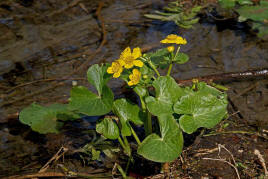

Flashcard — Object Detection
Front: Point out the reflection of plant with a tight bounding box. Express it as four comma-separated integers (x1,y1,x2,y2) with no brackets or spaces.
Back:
219,0,268,38
144,1,202,29
19,34,228,178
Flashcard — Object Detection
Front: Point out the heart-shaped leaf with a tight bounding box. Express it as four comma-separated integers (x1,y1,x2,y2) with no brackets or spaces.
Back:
145,48,170,68
96,117,119,139
113,98,144,136
87,64,110,96
173,53,189,64
19,103,78,134
137,114,183,162
146,76,185,116
174,82,228,134
69,85,113,116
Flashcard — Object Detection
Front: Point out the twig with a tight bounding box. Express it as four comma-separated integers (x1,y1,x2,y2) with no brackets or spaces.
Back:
203,144,240,179
176,68,268,85
203,130,268,140
233,82,258,100
5,172,67,179
39,147,68,173
45,0,83,18
66,1,107,77
0,82,65,107
254,149,268,176
7,77,86,93
58,164,111,178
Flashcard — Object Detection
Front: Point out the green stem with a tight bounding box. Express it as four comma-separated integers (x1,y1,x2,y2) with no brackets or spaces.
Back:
115,163,127,179
139,96,152,136
167,46,180,76
167,63,173,76
125,157,131,174
148,60,160,77
118,136,126,149
130,126,141,145
123,136,131,157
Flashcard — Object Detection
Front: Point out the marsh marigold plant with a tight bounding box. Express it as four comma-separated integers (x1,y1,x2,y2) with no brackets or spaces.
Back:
19,34,228,178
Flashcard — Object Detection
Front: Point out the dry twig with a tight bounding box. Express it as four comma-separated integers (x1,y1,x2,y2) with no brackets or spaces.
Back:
254,149,268,177
203,144,241,179
39,147,68,173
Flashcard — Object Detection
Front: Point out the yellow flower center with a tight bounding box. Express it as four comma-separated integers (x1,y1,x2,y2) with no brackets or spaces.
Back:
112,61,121,72
124,56,135,65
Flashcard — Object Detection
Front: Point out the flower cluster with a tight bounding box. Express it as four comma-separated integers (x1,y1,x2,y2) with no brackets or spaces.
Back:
160,34,187,45
107,34,186,86
107,47,143,86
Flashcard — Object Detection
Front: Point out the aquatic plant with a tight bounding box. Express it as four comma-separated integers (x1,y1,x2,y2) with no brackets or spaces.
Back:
144,1,202,29
219,0,268,38
19,34,228,177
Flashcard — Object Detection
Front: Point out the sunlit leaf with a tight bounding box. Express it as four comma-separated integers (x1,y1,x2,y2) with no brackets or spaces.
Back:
113,98,144,136
87,64,110,96
173,53,189,64
146,76,185,116
19,103,78,134
69,85,113,116
96,117,120,139
174,82,228,134
137,114,183,162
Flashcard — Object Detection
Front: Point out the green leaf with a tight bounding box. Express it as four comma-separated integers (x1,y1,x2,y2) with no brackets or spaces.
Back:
219,0,236,8
113,98,143,136
91,148,101,161
87,64,110,96
237,0,253,5
134,86,147,98
146,76,185,116
137,114,183,162
69,85,113,116
173,53,189,64
174,82,228,134
96,117,120,139
237,1,268,22
19,103,71,134
146,48,170,68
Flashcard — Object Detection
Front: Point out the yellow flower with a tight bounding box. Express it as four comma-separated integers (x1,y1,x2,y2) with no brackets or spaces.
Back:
107,60,124,78
167,46,175,52
192,78,199,83
161,34,187,45
119,47,143,69
128,69,141,86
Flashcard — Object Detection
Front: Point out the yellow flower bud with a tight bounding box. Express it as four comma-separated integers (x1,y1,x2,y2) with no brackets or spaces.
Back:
167,46,175,52
192,78,199,83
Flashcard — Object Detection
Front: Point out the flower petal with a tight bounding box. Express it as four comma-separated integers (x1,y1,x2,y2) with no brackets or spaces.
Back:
117,59,125,66
113,72,121,78
124,63,134,69
132,47,142,59
107,67,113,74
129,74,134,80
128,81,134,86
120,47,131,59
133,60,143,67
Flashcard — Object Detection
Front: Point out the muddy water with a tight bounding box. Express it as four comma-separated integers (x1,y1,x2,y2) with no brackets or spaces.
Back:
0,0,267,177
